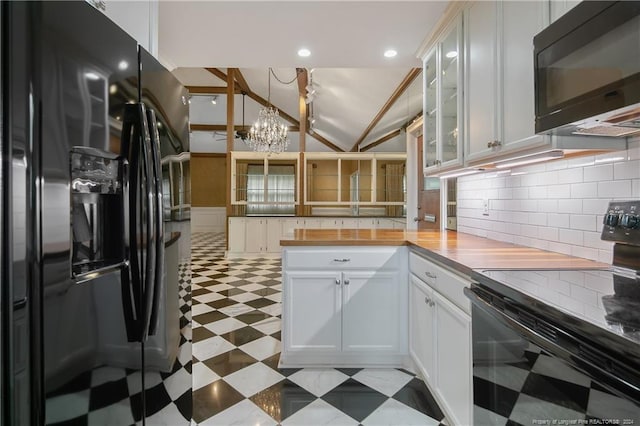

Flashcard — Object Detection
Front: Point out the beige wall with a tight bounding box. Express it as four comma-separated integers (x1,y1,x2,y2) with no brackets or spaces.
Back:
191,154,226,207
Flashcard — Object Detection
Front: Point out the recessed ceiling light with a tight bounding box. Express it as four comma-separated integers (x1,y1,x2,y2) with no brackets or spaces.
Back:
445,51,458,59
384,49,397,58
118,60,129,70
298,48,311,57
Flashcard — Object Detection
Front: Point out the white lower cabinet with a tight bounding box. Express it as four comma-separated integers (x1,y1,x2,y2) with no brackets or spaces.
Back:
410,276,436,383
284,271,342,354
409,251,472,426
227,217,246,253
282,247,407,366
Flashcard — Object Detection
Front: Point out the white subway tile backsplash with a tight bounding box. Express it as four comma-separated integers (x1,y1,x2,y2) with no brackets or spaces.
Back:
583,164,613,182
547,213,570,228
528,212,547,226
614,160,640,180
569,214,596,231
537,199,558,213
597,180,632,198
457,144,638,263
538,227,558,241
558,168,583,184
559,228,583,246
570,182,598,199
547,184,571,199
558,199,582,214
582,199,610,215
529,186,548,199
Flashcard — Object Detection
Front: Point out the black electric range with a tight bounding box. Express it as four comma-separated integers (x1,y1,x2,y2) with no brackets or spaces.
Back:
466,200,640,425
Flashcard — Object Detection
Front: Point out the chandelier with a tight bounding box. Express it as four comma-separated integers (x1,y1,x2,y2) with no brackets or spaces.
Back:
248,68,289,153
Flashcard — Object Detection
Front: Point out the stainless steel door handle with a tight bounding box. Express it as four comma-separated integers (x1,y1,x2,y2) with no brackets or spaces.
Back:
333,258,351,262
425,271,437,279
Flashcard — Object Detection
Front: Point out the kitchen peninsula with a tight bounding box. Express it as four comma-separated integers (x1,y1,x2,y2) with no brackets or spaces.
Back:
280,228,607,425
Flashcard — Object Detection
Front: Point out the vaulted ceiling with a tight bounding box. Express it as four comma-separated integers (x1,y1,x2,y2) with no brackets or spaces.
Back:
158,1,449,153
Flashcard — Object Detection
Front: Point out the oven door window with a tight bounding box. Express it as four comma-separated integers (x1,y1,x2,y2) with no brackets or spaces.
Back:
472,305,640,424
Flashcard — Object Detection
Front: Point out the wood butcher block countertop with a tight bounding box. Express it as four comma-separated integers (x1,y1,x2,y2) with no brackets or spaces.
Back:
281,229,608,273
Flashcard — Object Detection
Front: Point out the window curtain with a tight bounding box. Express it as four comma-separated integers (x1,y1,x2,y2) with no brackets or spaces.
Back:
247,165,295,215
385,163,404,216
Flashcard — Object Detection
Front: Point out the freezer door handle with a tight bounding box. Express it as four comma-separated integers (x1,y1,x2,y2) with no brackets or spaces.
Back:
121,103,156,342
145,108,164,337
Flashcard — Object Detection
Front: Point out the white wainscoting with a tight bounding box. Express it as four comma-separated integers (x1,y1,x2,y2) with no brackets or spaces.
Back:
192,207,226,233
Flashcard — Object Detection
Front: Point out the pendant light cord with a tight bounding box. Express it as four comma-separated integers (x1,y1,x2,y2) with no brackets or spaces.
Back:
269,68,300,85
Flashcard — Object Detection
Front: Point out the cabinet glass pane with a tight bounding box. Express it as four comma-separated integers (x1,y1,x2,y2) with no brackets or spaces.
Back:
340,159,372,203
306,159,338,202
235,159,259,203
376,160,406,217
424,53,438,168
441,27,459,164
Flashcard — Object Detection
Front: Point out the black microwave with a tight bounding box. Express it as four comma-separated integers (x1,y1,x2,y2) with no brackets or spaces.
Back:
534,1,640,137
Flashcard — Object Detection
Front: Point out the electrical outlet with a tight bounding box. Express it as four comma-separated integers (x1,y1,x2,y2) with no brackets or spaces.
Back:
482,198,489,216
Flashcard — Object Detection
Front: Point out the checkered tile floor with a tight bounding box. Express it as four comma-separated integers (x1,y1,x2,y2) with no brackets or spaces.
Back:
190,232,446,425
46,262,192,426
473,344,640,425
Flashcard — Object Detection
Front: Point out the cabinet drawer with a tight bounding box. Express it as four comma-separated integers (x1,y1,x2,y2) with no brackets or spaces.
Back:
285,248,400,270
409,252,471,313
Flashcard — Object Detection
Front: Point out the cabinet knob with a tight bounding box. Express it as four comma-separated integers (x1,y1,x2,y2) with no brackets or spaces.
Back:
335,278,341,285
344,279,350,285
425,271,437,279
333,258,351,263
487,140,502,148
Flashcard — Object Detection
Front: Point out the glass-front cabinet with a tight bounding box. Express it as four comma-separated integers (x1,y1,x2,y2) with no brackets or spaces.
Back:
423,15,464,175
304,153,405,217
231,151,300,215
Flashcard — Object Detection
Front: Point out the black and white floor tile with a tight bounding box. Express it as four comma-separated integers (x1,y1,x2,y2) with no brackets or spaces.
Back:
473,345,640,425
46,262,192,426
190,232,446,426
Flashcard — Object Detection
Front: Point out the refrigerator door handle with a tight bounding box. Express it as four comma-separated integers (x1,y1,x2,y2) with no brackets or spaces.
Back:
145,108,164,337
139,107,157,342
121,103,155,342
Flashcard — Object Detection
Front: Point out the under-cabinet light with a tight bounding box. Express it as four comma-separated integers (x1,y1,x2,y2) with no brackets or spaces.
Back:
494,150,564,169
437,169,483,179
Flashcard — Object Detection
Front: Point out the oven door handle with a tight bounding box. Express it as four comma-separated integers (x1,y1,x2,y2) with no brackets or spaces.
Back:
464,286,640,402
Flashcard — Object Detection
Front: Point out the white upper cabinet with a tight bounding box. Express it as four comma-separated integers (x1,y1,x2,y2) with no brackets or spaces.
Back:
464,1,499,163
89,0,158,56
464,1,549,165
423,16,464,175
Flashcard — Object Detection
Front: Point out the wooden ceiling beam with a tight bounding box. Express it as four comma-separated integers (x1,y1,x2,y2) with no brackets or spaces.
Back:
205,67,228,82
187,86,240,94
360,129,402,152
204,67,343,152
190,124,300,132
350,67,422,152
232,68,251,94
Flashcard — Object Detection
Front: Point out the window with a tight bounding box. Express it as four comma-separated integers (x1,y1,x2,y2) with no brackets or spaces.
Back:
246,164,295,215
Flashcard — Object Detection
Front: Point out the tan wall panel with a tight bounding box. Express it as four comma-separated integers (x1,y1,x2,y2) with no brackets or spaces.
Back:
191,154,227,207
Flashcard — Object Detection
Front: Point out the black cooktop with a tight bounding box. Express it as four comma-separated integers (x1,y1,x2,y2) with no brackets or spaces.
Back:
472,268,640,348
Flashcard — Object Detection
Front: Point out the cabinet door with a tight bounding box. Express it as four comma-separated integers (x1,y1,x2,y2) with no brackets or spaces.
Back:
409,276,436,383
284,272,341,353
501,1,548,150
228,218,246,252
440,17,463,169
376,218,395,229
342,218,359,229
464,1,499,162
434,291,472,426
342,271,402,353
424,50,438,169
245,218,266,252
266,218,283,253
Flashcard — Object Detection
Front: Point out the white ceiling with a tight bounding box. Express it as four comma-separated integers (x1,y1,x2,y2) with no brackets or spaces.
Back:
162,1,444,153
158,1,448,69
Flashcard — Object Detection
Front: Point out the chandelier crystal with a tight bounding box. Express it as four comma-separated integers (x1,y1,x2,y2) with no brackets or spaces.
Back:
247,68,289,153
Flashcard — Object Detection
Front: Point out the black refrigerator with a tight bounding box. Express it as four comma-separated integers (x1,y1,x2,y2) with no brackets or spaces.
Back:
1,2,192,425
